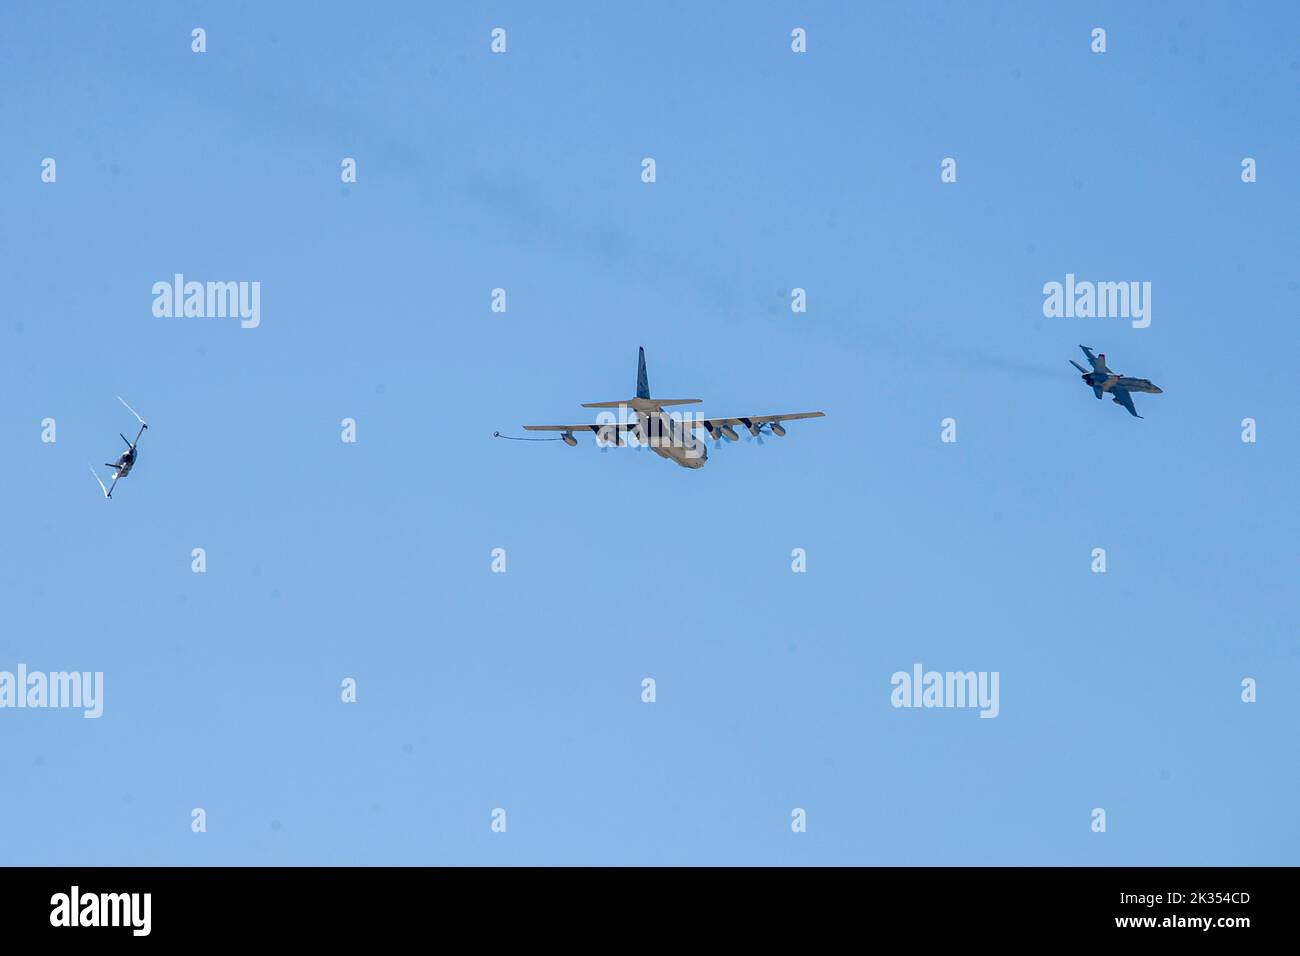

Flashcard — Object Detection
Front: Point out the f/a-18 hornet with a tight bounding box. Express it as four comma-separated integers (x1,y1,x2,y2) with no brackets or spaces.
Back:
513,347,824,469
1069,346,1163,419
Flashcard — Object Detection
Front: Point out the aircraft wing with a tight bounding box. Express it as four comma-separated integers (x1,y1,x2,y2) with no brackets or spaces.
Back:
685,411,825,436
1109,386,1142,418
522,422,639,433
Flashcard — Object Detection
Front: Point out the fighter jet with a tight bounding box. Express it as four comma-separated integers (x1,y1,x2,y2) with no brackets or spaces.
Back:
1069,346,1162,418
89,397,148,498
511,347,824,469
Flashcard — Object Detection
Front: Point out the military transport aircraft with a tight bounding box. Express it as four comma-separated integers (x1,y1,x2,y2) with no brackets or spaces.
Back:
1069,346,1163,418
89,397,148,498
515,347,824,469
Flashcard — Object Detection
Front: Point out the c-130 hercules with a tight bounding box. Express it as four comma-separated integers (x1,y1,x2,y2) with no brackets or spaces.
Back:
513,347,825,469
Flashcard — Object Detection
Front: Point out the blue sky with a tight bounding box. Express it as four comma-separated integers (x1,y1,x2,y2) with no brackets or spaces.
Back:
1,1,1297,865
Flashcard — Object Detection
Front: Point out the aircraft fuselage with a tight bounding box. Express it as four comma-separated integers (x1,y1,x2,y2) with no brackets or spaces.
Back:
628,404,707,470
113,448,136,478
1082,371,1120,391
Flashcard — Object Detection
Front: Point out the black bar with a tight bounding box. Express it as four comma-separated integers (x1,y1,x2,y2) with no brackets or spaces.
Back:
0,866,1283,942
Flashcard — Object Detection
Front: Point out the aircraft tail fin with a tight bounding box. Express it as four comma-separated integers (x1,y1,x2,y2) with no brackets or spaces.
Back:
636,346,650,399
579,348,700,408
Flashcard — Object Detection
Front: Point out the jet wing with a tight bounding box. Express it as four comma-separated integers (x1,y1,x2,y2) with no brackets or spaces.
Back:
1109,386,1142,418
685,411,825,436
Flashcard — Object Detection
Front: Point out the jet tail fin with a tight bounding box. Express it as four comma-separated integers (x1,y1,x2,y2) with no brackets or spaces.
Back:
1079,345,1109,373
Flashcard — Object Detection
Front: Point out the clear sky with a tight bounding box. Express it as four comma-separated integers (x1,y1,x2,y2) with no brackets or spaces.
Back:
2,2,1297,865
